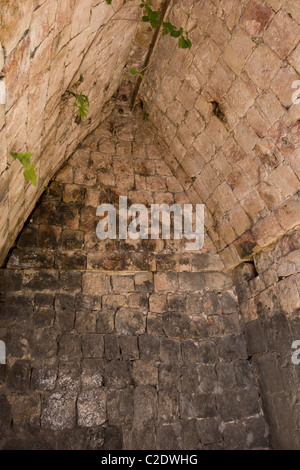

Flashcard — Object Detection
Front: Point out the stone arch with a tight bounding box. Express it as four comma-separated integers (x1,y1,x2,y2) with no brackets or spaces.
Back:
0,0,300,450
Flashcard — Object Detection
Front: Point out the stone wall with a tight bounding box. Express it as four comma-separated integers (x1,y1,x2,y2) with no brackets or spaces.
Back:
0,113,268,450
233,227,300,449
141,0,300,269
0,0,144,266
0,0,300,451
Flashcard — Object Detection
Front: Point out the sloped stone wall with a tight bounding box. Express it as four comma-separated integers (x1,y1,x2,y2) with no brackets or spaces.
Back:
0,112,268,450
233,227,300,449
0,0,144,266
141,0,300,269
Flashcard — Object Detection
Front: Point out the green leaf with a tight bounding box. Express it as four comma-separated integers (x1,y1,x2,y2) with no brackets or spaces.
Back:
142,15,150,22
105,0,112,4
130,67,144,79
179,36,189,49
23,165,37,187
10,152,34,169
130,67,138,75
171,30,181,38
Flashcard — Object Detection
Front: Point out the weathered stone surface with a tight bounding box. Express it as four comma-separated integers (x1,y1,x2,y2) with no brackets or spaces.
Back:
41,392,76,430
77,389,106,427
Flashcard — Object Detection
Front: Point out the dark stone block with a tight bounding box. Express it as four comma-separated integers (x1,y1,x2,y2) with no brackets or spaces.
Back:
0,270,22,293
156,423,182,450
245,320,268,355
59,272,82,292
102,426,123,450
17,226,38,249
266,313,293,358
216,362,237,390
85,426,105,450
223,313,241,335
57,362,81,391
245,416,269,449
7,249,55,269
81,359,105,389
105,362,133,389
75,293,101,311
217,335,248,361
178,272,205,292
55,293,75,332
139,334,160,361
181,419,202,450
160,337,180,363
55,252,87,270
119,336,139,361
179,366,199,394
0,395,12,427
5,328,33,358
23,271,59,291
234,360,256,388
252,352,284,394
133,385,157,427
55,428,87,450
223,422,247,449
202,291,222,316
158,390,179,423
97,309,115,334
34,293,54,307
104,335,120,361
216,391,242,421
7,360,31,392
198,340,219,364
181,340,200,364
159,363,179,390
82,334,104,358
124,426,156,450
38,225,61,249
107,389,134,426
31,361,57,391
163,311,191,340
58,333,81,360
167,293,186,311
238,388,261,417
179,393,216,419
33,307,55,329
219,292,238,314
134,273,154,293
196,417,222,446
12,395,41,432
197,365,218,394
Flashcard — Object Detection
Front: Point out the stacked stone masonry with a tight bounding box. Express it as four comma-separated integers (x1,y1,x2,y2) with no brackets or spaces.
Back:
142,0,300,269
0,116,268,449
0,0,300,451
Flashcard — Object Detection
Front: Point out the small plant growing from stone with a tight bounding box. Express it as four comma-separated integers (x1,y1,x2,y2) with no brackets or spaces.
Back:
67,90,90,121
106,0,192,49
130,67,145,79
10,152,37,186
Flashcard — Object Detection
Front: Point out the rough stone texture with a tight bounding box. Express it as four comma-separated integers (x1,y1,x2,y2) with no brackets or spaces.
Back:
0,0,300,451
234,228,300,449
141,0,300,269
0,0,147,266
0,114,267,450
0,266,266,449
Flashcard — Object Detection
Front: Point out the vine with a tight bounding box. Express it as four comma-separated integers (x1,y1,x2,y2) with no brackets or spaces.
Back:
10,152,37,187
106,0,192,49
67,91,90,121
